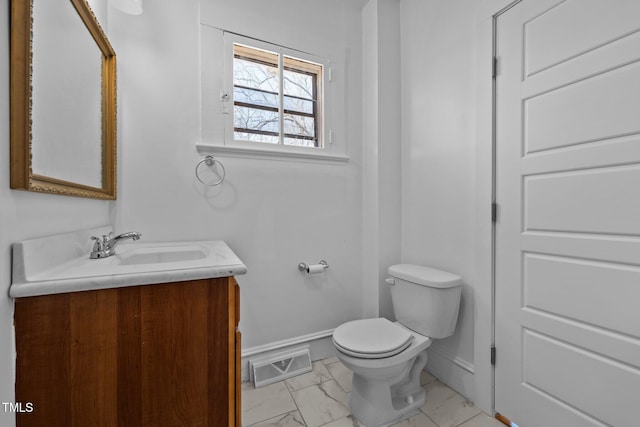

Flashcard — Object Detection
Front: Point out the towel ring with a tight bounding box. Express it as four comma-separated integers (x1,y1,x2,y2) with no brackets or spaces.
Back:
195,155,226,186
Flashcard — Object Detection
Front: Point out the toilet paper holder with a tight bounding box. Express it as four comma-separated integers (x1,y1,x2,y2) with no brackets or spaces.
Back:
298,260,329,273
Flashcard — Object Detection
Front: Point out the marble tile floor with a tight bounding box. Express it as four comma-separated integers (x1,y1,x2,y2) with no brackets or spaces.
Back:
242,356,505,427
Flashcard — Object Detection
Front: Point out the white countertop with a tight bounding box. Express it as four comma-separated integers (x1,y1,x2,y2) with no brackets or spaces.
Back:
10,226,247,298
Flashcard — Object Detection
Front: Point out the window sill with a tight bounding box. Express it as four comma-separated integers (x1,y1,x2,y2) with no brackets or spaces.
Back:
196,143,350,163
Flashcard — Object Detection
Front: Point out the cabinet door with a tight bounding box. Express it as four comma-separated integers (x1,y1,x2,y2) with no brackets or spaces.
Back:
138,279,211,426
15,290,119,427
206,277,237,427
14,277,239,427
234,280,241,427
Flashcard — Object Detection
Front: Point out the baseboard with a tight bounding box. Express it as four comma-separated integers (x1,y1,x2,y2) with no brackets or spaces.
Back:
241,329,336,382
426,343,475,401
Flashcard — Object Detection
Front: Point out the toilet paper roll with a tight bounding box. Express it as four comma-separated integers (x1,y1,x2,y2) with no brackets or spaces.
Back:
307,264,325,274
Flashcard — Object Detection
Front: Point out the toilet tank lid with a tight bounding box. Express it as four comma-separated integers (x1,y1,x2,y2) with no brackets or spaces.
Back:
388,264,462,288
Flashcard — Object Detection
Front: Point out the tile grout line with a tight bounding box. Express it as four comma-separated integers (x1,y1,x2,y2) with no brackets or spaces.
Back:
420,406,444,427
244,358,334,427
286,379,310,427
242,381,305,427
294,358,353,427
301,359,348,427
281,359,341,427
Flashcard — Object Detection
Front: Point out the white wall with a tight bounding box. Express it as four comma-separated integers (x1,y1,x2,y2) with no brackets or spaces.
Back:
398,0,524,412
400,0,480,399
109,0,365,351
0,2,112,426
362,0,402,321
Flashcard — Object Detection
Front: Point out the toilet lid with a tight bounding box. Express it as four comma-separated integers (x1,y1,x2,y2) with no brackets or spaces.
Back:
332,318,413,359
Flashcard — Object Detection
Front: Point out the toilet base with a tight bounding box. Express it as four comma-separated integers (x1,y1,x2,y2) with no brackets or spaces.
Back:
348,350,428,427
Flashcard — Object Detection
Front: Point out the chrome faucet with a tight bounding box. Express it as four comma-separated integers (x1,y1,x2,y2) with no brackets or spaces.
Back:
90,231,142,259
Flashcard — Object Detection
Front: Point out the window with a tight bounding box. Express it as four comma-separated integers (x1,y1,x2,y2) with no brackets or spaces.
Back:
200,29,347,161
230,42,324,148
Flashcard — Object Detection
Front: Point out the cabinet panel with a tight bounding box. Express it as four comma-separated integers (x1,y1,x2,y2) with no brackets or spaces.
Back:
234,279,241,425
14,277,239,427
141,280,210,426
235,329,242,425
117,286,142,426
15,293,71,426
69,290,118,426
207,278,234,427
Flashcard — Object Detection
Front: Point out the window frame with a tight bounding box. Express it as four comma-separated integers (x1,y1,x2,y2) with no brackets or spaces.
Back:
222,33,331,154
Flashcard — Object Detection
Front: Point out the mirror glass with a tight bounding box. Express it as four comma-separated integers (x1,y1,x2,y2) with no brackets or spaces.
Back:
32,0,103,188
10,0,117,199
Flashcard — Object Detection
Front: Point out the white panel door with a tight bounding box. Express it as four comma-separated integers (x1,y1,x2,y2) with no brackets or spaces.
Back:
494,1,640,426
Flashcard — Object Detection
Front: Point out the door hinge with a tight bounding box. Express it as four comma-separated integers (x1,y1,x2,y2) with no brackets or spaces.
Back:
491,345,496,365
492,56,499,79
491,202,498,222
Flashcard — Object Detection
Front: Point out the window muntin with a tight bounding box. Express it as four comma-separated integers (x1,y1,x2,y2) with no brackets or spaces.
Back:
232,43,323,148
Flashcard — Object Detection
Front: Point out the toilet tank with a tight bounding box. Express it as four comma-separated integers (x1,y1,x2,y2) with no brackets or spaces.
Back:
388,264,462,339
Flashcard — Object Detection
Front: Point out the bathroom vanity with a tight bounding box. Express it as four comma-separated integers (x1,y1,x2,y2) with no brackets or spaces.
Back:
10,228,247,427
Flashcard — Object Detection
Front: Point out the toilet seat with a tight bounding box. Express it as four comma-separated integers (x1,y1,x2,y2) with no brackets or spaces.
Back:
332,318,414,359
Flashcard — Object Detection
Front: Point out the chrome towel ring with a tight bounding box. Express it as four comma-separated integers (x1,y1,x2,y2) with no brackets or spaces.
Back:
195,155,226,186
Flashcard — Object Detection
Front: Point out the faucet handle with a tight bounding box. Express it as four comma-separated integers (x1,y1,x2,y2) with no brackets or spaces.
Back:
90,235,104,251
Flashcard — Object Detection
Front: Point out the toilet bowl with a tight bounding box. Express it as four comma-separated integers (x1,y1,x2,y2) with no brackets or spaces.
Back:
332,264,462,427
333,318,431,426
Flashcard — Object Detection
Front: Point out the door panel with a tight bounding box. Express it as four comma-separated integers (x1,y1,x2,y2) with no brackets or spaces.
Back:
525,62,640,153
495,1,640,425
524,165,640,235
523,330,639,427
523,0,640,76
524,253,640,338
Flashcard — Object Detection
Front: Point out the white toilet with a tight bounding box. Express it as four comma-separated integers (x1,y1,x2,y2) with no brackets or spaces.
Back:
332,264,462,427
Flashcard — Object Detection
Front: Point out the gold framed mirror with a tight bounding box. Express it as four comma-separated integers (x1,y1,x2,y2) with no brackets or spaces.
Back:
10,0,117,199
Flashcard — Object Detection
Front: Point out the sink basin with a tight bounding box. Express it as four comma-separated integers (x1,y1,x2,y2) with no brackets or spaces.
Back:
10,226,247,298
115,245,209,265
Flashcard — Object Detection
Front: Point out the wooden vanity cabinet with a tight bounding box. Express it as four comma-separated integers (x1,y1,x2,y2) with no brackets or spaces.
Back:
14,277,241,427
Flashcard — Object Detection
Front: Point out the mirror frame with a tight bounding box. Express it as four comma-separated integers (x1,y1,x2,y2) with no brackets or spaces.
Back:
10,0,117,199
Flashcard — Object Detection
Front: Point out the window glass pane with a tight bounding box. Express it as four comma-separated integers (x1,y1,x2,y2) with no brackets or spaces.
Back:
283,69,314,99
230,44,323,148
284,137,316,147
234,86,278,109
283,113,315,138
233,57,279,93
234,105,279,134
283,95,314,115
235,132,279,144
